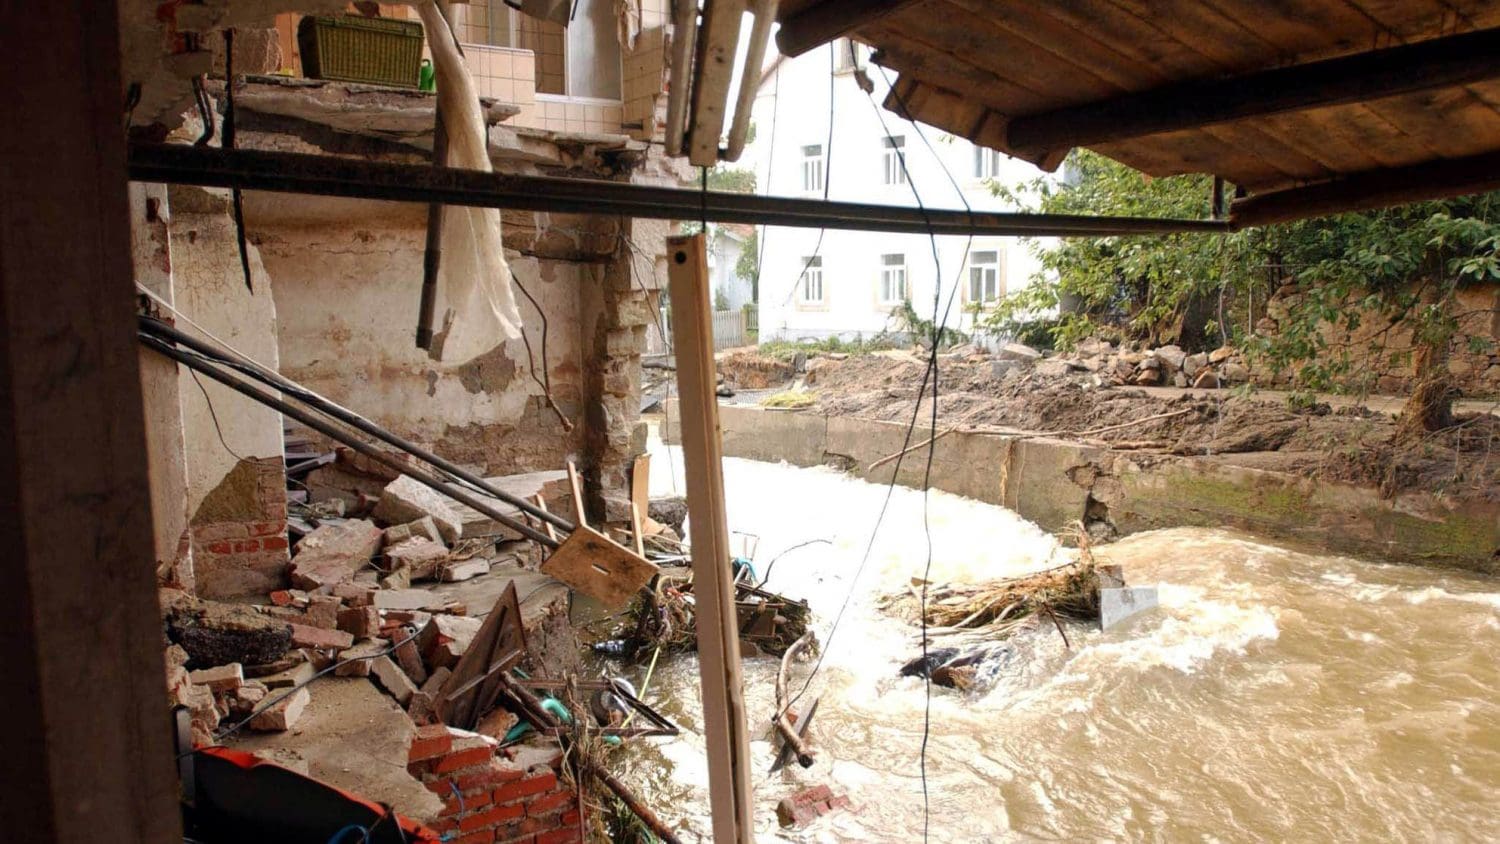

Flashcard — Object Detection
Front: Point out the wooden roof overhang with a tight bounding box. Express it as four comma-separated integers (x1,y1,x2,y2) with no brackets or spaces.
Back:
774,0,1500,227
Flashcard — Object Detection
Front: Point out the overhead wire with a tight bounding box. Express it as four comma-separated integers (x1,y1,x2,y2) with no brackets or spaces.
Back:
778,42,838,307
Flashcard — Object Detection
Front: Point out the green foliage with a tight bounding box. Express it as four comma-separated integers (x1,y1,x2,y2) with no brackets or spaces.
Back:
714,286,730,312
706,165,757,194
736,229,759,293
890,299,968,349
987,150,1500,408
757,333,902,359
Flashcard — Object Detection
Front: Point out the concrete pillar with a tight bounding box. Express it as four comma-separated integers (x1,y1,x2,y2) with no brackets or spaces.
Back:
132,182,196,592
0,3,182,840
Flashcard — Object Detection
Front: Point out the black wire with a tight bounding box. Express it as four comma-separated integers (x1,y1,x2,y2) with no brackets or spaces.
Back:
510,270,571,431
188,368,249,463
224,29,255,295
748,69,780,306
755,538,831,589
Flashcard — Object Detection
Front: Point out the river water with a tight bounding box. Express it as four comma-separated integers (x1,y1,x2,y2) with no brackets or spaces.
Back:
600,441,1500,842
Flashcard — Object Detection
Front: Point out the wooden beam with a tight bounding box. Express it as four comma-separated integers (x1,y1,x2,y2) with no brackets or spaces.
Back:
1008,26,1500,157
665,234,753,842
775,0,921,58
687,0,746,166
1230,150,1500,228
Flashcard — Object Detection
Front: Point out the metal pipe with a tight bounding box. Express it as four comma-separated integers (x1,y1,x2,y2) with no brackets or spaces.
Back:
139,316,576,534
773,631,816,768
128,143,1231,238
417,111,448,350
664,0,699,157
140,332,563,548
725,0,779,162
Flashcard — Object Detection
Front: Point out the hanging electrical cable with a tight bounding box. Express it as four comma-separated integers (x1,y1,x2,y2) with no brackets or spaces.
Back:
778,42,838,307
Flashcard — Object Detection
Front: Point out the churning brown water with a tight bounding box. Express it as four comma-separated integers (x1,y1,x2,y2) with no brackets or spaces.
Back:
602,443,1500,842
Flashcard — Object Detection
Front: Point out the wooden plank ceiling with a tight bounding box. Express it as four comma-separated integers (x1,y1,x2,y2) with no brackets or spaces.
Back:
776,0,1500,206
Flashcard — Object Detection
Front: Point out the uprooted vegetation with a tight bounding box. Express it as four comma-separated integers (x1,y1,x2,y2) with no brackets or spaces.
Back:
789,350,1499,499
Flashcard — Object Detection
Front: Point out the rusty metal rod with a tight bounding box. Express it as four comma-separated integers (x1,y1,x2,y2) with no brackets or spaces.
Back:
498,676,684,844
140,332,563,548
139,315,576,534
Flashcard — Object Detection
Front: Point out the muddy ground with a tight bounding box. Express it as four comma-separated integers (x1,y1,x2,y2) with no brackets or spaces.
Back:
763,349,1500,500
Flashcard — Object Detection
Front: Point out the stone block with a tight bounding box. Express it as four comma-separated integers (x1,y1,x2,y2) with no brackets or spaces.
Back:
372,476,462,544
440,558,491,582
1100,586,1159,630
305,594,342,629
383,516,442,547
249,686,310,732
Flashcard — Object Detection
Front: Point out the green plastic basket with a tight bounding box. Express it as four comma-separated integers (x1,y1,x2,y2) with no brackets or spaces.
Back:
298,15,424,88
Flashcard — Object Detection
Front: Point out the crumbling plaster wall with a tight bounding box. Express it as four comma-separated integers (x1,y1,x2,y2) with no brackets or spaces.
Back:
168,185,290,598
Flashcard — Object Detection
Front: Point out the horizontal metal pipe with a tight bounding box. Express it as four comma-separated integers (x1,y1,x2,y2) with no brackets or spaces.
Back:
140,316,576,534
141,333,563,549
127,143,1229,238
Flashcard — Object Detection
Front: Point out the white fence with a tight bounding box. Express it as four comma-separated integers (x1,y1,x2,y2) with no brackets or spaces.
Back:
642,308,747,355
711,309,746,350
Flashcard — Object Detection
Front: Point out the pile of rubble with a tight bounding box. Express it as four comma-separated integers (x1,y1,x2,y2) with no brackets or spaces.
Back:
995,338,1253,389
163,458,572,746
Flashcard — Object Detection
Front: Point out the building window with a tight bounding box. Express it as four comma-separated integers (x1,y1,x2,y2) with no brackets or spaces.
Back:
968,250,1002,304
879,254,907,304
882,136,906,185
833,37,866,73
973,146,1002,179
799,256,824,304
802,145,825,193
513,0,621,99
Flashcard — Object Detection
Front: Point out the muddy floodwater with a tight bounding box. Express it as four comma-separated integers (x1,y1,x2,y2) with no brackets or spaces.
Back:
595,439,1500,842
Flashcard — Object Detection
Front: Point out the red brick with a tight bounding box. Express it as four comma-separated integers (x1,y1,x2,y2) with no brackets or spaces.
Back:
441,789,492,817
232,538,262,553
525,789,573,816
206,541,233,555
559,810,580,826
249,521,285,536
495,836,534,844
262,536,289,550
288,623,353,650
494,772,556,805
435,745,495,775
269,590,296,607
535,826,582,844
408,724,454,763
459,802,524,832
455,761,525,792
455,830,494,844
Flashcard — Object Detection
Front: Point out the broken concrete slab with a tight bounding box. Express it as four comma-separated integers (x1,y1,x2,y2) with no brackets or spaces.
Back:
439,470,568,540
1100,586,1160,630
249,686,311,731
288,519,383,590
370,655,418,706
374,588,456,612
167,598,294,670
372,476,462,544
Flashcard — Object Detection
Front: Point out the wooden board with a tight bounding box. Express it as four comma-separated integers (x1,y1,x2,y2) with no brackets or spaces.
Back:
436,581,527,730
666,233,755,842
630,453,651,520
539,523,659,609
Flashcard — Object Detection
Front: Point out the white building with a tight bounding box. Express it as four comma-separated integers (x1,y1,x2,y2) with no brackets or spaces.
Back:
746,40,1054,344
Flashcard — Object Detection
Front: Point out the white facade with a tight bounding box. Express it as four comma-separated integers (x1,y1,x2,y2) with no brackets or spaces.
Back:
746,41,1054,343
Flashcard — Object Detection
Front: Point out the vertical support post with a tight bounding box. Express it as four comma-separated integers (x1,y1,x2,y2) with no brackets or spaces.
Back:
0,1,181,840
665,234,753,842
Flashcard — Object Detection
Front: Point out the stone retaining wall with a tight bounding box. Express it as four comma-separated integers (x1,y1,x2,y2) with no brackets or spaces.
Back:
662,402,1499,573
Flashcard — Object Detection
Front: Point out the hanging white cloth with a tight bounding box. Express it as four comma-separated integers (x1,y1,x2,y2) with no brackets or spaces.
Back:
416,1,522,363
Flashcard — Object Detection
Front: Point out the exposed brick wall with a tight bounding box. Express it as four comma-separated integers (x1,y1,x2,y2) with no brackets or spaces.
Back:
191,456,291,598
408,725,582,844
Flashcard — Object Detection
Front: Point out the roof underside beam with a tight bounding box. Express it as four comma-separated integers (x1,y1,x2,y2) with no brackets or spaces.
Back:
1006,26,1500,162
775,0,921,58
1229,150,1500,228
126,143,1229,238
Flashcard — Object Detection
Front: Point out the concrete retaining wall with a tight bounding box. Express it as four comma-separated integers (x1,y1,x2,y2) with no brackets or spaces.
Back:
663,401,1500,573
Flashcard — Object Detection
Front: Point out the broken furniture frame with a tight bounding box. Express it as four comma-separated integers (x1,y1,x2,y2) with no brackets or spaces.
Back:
436,582,528,729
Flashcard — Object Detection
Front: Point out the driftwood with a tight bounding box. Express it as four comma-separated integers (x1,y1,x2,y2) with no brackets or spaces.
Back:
771,632,817,769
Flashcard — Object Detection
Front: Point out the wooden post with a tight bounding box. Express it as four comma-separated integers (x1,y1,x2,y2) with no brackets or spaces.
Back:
666,234,753,842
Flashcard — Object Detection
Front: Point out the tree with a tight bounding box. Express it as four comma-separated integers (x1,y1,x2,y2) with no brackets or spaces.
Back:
986,150,1500,433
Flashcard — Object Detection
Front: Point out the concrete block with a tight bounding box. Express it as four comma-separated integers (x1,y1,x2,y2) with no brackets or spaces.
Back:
372,476,462,544
334,638,387,677
385,536,450,581
382,516,442,547
1100,586,1159,630
439,558,491,582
